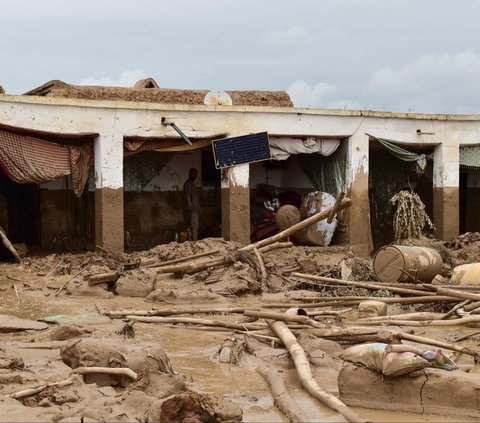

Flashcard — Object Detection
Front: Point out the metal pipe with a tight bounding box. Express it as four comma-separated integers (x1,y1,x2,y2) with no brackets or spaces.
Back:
161,118,192,145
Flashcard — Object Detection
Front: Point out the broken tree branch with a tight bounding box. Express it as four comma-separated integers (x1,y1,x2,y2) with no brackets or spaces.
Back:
9,375,77,400
253,248,267,282
156,239,293,275
72,366,138,380
87,271,119,286
0,225,21,262
55,268,87,297
146,248,221,268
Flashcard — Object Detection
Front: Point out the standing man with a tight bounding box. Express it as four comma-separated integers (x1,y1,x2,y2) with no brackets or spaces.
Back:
183,168,200,241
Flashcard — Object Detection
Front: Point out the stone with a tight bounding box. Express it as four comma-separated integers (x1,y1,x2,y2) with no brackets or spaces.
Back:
115,268,156,297
358,300,388,318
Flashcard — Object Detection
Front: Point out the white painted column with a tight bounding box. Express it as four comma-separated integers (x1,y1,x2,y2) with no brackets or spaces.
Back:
221,163,250,245
433,143,459,240
346,132,373,256
94,132,124,252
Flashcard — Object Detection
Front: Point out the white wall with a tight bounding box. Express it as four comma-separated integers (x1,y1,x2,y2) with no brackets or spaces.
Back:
250,156,313,189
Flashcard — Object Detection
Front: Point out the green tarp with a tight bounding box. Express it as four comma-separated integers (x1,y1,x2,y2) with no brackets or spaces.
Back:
367,133,430,171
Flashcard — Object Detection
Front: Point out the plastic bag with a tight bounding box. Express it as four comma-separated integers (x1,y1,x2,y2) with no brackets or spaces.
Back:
339,343,430,377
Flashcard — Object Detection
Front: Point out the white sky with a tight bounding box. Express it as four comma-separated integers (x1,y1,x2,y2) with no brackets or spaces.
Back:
1,0,479,113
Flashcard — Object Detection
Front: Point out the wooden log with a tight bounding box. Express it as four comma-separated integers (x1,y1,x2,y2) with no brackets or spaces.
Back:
253,248,267,282
290,295,458,304
240,196,352,252
351,315,480,327
261,295,458,309
327,192,345,224
299,327,391,338
464,301,480,312
9,376,76,399
441,300,470,320
291,272,439,297
395,331,480,362
146,248,221,268
256,363,307,423
307,309,349,317
105,307,247,317
357,312,446,322
0,225,21,262
72,366,137,380
267,317,367,423
88,271,119,286
436,287,480,302
244,310,326,328
127,316,267,331
257,241,293,253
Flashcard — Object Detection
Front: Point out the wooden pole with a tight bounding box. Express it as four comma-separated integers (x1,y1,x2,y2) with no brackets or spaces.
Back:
0,225,21,262
436,287,480,302
127,315,266,331
291,272,437,297
396,332,480,362
72,366,137,380
105,307,247,317
240,196,352,252
267,318,368,423
244,310,326,328
256,363,308,423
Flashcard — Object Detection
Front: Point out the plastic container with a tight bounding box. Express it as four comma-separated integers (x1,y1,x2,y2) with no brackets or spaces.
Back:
295,191,338,246
451,263,480,286
373,245,443,283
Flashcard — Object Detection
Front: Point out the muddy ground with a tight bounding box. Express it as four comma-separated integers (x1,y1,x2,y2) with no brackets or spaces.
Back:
1,237,479,422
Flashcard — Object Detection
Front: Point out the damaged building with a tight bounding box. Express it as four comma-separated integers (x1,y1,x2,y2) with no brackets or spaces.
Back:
0,77,479,257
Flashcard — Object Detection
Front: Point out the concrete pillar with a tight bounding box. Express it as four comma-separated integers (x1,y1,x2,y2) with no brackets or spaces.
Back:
221,163,250,245
346,132,373,256
433,143,459,240
94,133,124,252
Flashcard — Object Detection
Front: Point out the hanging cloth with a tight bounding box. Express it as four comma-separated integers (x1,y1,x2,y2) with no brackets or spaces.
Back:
366,133,430,172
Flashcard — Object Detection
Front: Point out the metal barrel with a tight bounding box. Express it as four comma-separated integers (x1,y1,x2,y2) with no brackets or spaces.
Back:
373,245,443,283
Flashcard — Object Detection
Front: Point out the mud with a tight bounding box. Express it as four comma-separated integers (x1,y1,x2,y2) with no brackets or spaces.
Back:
1,240,479,422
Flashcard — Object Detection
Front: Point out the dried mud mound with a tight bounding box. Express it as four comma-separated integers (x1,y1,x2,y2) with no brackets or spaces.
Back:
149,391,243,423
145,238,242,262
446,232,480,266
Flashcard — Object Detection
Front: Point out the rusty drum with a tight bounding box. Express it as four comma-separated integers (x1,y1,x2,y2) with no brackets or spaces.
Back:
373,245,443,283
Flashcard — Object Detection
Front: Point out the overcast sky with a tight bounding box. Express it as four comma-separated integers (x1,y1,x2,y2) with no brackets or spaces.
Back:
1,0,479,114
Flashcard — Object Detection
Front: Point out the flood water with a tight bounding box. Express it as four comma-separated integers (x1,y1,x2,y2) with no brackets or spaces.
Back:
0,267,477,422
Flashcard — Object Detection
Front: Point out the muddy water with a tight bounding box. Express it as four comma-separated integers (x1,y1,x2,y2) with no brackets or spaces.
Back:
0,269,477,422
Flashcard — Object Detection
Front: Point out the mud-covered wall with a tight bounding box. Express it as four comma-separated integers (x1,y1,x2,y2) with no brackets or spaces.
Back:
39,176,95,251
123,150,221,250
